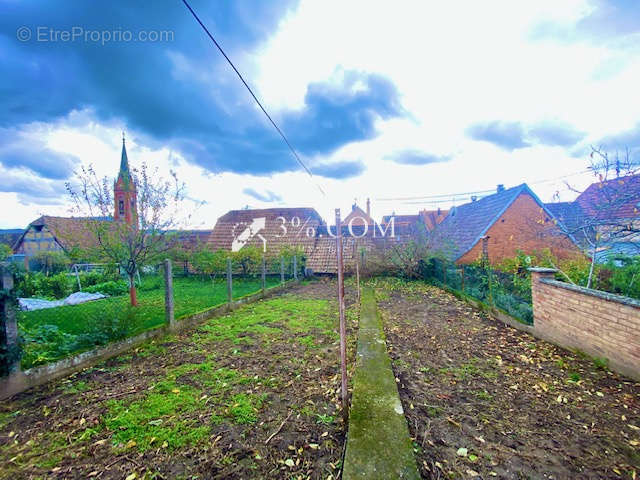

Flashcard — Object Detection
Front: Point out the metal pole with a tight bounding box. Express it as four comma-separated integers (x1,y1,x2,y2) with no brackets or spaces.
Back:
164,259,175,328
226,257,233,305
280,256,285,284
460,265,465,293
74,264,82,291
261,255,266,293
335,209,348,422
356,260,360,302
293,255,298,281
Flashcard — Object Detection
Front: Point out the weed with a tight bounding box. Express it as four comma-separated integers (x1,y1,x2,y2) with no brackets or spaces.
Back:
298,335,316,348
568,372,581,383
592,357,609,371
63,380,91,394
474,390,493,401
228,393,267,424
426,406,442,417
316,413,335,425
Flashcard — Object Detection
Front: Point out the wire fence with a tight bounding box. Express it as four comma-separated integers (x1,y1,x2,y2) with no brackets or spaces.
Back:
421,258,534,325
1,256,301,374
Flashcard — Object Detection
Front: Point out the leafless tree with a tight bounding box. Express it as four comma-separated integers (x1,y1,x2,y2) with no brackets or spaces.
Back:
65,163,189,306
558,146,640,288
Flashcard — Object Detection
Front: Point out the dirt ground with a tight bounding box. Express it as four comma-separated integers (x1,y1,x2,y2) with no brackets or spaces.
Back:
373,278,640,480
0,279,357,480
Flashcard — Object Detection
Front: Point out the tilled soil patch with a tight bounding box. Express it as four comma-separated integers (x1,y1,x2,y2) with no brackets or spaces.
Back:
0,279,358,480
373,278,640,480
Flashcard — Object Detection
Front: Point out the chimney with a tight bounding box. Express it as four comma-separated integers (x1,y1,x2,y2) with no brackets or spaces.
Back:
497,184,505,193
471,195,478,202
366,198,370,217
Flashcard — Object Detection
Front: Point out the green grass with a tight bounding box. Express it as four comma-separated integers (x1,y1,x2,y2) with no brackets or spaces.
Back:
228,393,268,424
105,379,211,452
197,296,336,345
18,276,280,369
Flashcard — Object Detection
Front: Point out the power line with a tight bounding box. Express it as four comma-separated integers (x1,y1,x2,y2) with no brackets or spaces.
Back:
180,0,325,196
376,188,495,202
400,194,491,206
376,168,593,203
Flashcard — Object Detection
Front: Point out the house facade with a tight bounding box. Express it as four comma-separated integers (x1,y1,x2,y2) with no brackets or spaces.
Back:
429,184,581,264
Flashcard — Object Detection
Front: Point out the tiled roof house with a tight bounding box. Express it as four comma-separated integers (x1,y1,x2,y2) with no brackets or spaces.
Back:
12,215,111,256
430,184,580,264
546,173,640,261
208,207,323,257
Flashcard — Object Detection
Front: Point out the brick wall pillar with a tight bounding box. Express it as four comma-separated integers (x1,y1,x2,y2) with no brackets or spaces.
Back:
529,267,557,320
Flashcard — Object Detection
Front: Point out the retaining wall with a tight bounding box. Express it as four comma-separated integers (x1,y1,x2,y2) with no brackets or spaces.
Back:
530,268,640,381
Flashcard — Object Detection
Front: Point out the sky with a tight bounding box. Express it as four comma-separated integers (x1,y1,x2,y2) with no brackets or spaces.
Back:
1,0,639,229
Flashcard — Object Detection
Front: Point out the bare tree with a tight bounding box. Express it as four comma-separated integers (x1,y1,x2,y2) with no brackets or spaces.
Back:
65,163,188,306
558,146,640,288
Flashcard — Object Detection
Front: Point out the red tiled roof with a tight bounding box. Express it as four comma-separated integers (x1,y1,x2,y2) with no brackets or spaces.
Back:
209,208,323,257
576,173,640,221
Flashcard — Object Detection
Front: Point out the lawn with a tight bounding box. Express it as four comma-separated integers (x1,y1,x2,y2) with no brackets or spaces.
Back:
18,275,281,369
370,278,640,479
1,279,358,479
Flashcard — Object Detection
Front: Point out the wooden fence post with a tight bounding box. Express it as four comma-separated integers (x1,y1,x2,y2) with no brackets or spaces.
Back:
280,256,285,284
293,255,298,281
261,255,266,293
226,257,233,305
335,209,348,423
1,263,19,374
164,259,175,328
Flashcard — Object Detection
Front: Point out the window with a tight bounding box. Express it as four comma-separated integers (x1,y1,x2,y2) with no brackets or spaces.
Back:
119,200,124,215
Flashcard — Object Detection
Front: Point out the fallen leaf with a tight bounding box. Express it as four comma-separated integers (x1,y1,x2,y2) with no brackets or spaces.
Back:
456,447,468,457
125,474,137,480
284,458,295,467
466,469,479,477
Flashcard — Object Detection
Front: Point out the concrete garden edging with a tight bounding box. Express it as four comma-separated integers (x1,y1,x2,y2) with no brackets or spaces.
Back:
342,287,420,479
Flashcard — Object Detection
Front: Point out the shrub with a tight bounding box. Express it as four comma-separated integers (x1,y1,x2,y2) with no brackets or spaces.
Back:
0,244,12,261
14,272,71,299
85,280,128,296
30,251,70,275
604,255,640,300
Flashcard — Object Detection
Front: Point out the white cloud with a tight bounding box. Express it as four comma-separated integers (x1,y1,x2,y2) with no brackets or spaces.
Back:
2,0,638,228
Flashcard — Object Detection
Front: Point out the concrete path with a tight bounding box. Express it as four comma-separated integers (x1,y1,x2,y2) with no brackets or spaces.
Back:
342,287,420,479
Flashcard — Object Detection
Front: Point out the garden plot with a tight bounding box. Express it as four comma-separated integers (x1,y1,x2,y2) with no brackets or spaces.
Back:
19,276,280,369
371,278,640,480
1,279,357,479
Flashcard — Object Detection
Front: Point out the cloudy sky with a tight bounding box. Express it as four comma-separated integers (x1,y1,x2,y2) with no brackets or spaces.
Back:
1,0,639,229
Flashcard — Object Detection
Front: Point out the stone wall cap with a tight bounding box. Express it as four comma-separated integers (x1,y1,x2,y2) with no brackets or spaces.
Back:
528,267,558,273
540,278,640,309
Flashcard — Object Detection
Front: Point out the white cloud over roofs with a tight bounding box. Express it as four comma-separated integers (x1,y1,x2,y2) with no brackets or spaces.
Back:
0,0,639,228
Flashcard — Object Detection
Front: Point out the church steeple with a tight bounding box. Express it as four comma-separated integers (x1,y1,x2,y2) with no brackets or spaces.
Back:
114,133,137,225
117,132,132,187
